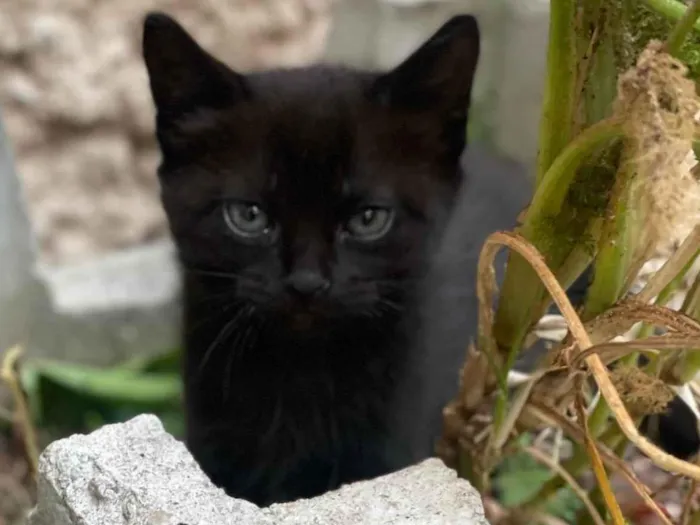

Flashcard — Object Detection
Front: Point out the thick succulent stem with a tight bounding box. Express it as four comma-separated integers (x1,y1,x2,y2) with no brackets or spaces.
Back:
535,0,577,187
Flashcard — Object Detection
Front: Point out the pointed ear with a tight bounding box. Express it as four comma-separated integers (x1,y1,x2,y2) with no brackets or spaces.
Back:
142,12,249,118
369,15,480,116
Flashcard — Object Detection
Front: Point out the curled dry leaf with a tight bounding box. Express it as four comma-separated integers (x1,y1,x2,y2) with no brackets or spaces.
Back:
488,232,700,479
572,334,700,368
578,300,700,347
471,231,700,522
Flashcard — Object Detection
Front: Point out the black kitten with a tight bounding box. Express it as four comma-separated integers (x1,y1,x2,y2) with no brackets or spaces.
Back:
142,13,486,505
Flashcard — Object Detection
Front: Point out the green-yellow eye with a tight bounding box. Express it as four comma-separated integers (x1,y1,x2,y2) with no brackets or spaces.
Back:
223,202,270,238
345,207,394,241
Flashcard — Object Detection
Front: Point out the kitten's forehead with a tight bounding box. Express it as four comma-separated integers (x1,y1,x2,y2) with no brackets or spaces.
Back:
241,67,440,188
167,65,454,212
248,66,372,108
237,68,370,198
250,68,366,156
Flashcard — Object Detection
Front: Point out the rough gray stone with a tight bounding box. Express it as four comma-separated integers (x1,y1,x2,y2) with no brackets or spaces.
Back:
27,415,265,525
27,414,489,525
268,460,490,525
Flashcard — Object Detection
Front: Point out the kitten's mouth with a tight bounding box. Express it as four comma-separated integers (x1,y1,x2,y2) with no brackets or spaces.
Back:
282,300,333,332
288,311,316,331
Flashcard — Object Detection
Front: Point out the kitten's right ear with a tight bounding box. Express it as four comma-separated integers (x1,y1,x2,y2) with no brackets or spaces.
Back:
368,15,480,115
142,12,249,117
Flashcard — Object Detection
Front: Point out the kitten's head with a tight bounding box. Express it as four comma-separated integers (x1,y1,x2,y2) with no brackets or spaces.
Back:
142,13,479,332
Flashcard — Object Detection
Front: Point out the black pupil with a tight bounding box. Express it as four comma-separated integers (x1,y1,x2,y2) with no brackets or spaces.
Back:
243,205,260,223
361,209,376,225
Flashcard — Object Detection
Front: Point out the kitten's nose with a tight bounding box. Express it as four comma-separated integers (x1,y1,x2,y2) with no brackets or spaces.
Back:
285,270,330,297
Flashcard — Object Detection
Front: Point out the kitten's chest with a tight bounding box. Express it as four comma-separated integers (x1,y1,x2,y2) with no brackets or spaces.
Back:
186,328,404,443
228,346,396,421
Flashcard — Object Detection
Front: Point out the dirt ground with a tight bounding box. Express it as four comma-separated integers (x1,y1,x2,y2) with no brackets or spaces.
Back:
0,427,34,525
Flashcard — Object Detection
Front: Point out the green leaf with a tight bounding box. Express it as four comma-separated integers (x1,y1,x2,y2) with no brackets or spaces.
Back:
117,348,181,374
493,442,583,520
25,359,181,404
19,358,184,439
547,484,584,523
497,466,552,506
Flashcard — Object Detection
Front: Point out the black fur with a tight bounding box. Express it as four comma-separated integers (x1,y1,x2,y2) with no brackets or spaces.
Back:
142,12,496,505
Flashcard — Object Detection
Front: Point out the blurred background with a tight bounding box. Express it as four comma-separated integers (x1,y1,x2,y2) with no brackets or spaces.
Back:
0,0,548,521
0,0,549,365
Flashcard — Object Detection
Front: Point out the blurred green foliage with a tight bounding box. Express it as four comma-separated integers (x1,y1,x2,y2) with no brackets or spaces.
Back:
493,436,584,522
19,349,184,439
629,0,700,80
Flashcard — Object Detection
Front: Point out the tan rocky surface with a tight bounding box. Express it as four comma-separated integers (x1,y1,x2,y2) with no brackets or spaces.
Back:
0,0,334,264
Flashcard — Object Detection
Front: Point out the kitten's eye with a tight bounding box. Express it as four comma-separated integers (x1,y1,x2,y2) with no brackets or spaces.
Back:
223,201,271,238
345,207,394,241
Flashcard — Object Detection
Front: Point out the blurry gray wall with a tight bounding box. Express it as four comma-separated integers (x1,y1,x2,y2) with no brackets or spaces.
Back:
0,109,48,355
325,0,550,167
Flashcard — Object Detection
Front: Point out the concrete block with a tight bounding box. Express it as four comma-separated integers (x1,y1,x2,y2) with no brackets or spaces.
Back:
36,240,181,365
28,414,489,525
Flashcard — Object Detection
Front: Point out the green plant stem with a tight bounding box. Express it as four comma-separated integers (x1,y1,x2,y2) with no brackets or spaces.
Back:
535,0,577,187
494,119,623,365
587,394,613,439
644,0,700,32
582,154,636,319
574,1,618,130
663,0,700,54
529,120,623,225
576,152,639,440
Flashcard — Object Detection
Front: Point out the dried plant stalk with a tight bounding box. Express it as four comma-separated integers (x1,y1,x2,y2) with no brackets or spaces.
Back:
523,445,606,525
573,388,625,524
1,345,38,479
524,402,674,525
480,231,700,479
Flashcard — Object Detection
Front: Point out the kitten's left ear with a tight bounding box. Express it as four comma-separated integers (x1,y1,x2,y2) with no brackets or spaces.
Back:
142,12,249,117
369,15,480,116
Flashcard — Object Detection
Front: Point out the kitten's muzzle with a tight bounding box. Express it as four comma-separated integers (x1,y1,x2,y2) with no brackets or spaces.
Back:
284,269,331,299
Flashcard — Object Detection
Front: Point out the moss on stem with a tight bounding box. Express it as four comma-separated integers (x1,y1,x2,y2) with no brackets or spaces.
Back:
493,119,622,365
583,151,637,319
